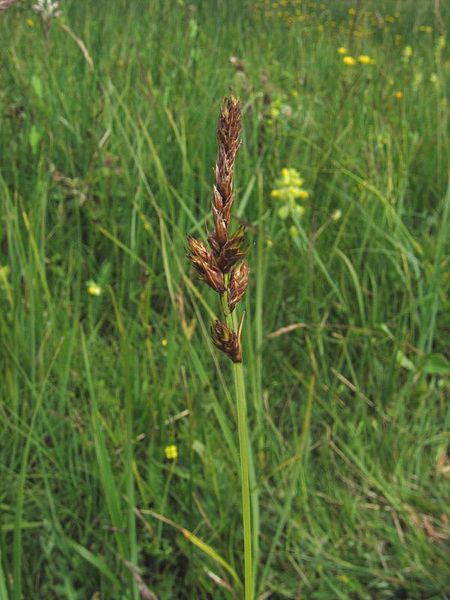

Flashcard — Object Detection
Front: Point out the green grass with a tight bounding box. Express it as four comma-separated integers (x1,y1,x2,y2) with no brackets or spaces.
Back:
1,0,449,598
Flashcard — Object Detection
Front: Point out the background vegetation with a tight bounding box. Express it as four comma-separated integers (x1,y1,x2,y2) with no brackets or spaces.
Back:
1,0,449,598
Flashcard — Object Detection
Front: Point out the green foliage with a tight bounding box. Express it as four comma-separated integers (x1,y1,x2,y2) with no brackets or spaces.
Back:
0,0,449,598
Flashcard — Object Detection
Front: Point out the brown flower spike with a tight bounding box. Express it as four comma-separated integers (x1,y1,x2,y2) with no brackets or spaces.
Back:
186,236,226,293
228,261,249,313
187,96,249,363
210,317,244,364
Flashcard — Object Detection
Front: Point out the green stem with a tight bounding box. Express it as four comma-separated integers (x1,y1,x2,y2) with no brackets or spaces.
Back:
221,277,254,600
233,359,254,600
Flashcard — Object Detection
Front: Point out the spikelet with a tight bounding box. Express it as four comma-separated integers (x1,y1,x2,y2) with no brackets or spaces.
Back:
187,96,249,362
210,316,245,364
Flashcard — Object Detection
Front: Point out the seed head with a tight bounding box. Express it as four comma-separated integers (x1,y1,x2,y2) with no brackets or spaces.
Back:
186,236,226,293
216,97,241,195
213,97,241,231
210,315,244,363
210,184,232,247
186,96,248,363
210,224,248,273
228,261,249,313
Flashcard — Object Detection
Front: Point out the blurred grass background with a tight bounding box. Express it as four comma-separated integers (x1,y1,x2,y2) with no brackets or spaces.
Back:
0,0,449,598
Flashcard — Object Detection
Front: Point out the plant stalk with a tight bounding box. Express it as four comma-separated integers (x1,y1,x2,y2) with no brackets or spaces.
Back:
233,359,254,600
221,277,254,600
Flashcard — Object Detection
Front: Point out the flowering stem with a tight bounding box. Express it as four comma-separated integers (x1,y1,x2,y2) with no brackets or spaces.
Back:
221,277,254,600
188,96,253,598
233,357,254,600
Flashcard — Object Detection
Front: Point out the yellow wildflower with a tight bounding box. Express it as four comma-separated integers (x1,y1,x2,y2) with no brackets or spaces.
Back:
26,18,34,27
269,106,280,119
272,168,309,224
393,90,403,101
419,25,432,33
331,209,342,221
337,574,350,584
337,46,347,55
343,56,356,66
86,281,102,296
161,338,168,347
164,445,178,460
279,168,304,188
358,54,374,65
403,45,413,58
276,169,307,192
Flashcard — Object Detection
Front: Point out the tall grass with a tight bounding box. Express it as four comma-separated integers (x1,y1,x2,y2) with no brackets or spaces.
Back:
0,1,449,598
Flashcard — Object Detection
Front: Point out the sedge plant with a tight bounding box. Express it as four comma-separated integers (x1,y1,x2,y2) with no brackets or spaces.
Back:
187,96,254,599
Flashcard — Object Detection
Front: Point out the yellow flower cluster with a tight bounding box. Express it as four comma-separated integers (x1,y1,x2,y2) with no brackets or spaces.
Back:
165,445,178,460
341,53,375,66
255,2,410,39
271,168,309,222
86,281,102,296
403,45,413,58
342,55,356,66
358,54,375,65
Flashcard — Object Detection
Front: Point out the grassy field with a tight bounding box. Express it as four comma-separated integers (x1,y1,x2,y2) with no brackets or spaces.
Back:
1,0,449,598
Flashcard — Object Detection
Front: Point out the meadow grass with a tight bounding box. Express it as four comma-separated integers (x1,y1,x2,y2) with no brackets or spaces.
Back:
0,1,449,598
